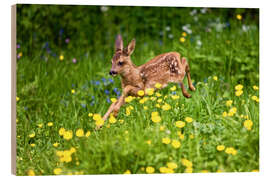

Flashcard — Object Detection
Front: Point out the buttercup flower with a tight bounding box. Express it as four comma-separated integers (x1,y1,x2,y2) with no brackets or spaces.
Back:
180,37,186,43
170,86,176,91
146,166,155,174
59,55,64,61
85,131,91,137
226,100,233,107
171,140,181,148
244,119,253,130
93,114,102,121
181,159,193,168
235,90,243,96
155,83,162,89
59,127,65,136
213,76,218,81
225,147,237,155
145,88,154,95
47,122,53,126
29,132,35,138
185,117,193,123
162,103,171,111
76,129,84,137
236,14,242,20
216,145,225,151
137,90,145,96
124,170,131,174
27,169,35,176
222,112,228,117
125,96,134,103
162,137,171,144
175,121,185,128
167,162,178,169
109,115,117,124
71,89,75,94
53,142,59,147
235,84,243,91
63,130,73,140
110,98,117,103
253,85,259,90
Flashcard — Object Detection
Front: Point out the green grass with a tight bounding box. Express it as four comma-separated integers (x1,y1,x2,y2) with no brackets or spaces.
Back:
16,11,259,175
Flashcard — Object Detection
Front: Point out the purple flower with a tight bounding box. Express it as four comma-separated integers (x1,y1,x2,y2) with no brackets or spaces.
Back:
106,98,111,103
72,58,77,63
17,54,21,59
65,38,70,43
104,90,110,95
16,44,20,49
108,78,114,83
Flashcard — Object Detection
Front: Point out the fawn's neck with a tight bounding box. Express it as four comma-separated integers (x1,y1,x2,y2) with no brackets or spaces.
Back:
120,61,141,85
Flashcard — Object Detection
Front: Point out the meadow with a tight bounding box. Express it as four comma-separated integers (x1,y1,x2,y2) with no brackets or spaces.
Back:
16,5,259,175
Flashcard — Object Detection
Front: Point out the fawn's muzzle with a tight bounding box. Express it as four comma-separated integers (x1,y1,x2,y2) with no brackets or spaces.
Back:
109,70,117,76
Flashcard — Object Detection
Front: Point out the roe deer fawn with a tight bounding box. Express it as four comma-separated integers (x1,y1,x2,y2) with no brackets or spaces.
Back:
102,34,196,121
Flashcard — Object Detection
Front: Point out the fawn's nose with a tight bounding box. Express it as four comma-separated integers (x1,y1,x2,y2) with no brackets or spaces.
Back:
109,70,117,76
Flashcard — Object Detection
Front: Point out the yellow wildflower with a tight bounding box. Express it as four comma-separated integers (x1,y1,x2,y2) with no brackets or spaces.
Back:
110,98,117,103
16,96,20,102
85,131,91,137
253,85,259,90
143,106,148,110
125,96,134,103
155,83,162,89
181,159,193,168
95,118,104,127
228,107,237,116
171,95,179,100
27,169,35,176
222,112,228,117
252,169,259,172
180,37,185,43
75,129,84,137
59,127,65,136
216,145,225,151
162,137,171,144
167,162,178,169
146,166,155,174
146,140,151,145
155,104,160,108
30,143,36,147
47,122,53,126
244,120,253,130
59,55,64,61
109,115,117,124
182,32,187,37
145,88,154,96
137,90,145,96
63,130,73,140
88,113,93,117
93,114,102,121
189,134,194,139
160,126,165,131
155,92,162,97
185,167,193,173
175,121,185,128
162,103,171,111
37,123,43,128
53,142,59,147
235,84,243,91
235,90,243,96
179,134,185,140
171,139,181,148
124,170,131,174
201,170,209,173
170,86,176,91
185,117,193,123
213,76,218,81
157,98,163,103
54,168,62,175
236,14,242,20
29,132,35,138
251,96,259,102
71,89,75,94
226,100,233,107
225,147,237,155
119,119,124,124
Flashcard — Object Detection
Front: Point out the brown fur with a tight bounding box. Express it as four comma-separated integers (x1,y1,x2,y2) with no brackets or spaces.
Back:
102,35,196,124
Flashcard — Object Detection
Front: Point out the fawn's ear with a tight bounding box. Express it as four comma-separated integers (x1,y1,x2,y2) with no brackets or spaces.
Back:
125,39,136,56
115,34,123,52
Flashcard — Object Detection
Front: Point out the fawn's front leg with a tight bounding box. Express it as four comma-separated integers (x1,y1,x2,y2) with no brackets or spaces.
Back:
102,101,118,121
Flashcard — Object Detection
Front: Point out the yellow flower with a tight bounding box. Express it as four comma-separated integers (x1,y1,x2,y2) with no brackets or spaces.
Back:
235,90,243,96
182,32,187,37
225,147,237,155
180,37,186,43
222,112,228,117
181,159,193,168
71,89,75,94
216,145,225,151
253,85,259,91
228,107,237,116
189,134,194,139
171,140,181,148
185,167,193,173
226,100,233,107
125,96,134,103
16,96,20,102
244,120,253,130
155,83,162,89
95,118,104,127
143,106,148,110
201,170,209,173
85,131,91,137
236,14,242,20
93,114,102,121
30,143,36,147
155,92,162,97
146,140,151,145
251,96,259,102
54,168,62,175
157,98,163,103
27,169,35,176
179,134,185,140
185,117,193,123
53,142,59,147
162,137,171,144
137,90,145,96
109,115,117,124
76,129,84,137
235,84,243,91
145,88,154,96
160,126,165,131
59,55,64,61
88,113,93,117
59,127,65,136
162,103,171,111
110,98,117,103
167,162,178,169
151,115,161,123
37,123,43,128
63,130,73,140
155,104,160,108
171,95,180,100
175,121,185,128
213,76,218,81
47,122,53,126
170,86,176,91
146,166,155,174
29,132,35,138
124,170,131,174
252,169,259,172
119,119,124,124
159,167,174,174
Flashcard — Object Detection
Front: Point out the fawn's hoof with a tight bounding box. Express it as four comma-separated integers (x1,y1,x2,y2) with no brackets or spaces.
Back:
184,93,192,98
189,86,196,91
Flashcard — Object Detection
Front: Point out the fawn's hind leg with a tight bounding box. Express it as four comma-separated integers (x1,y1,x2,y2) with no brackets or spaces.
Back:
180,82,191,98
182,57,196,91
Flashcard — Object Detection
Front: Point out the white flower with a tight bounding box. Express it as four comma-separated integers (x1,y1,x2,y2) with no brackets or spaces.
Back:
100,6,109,12
165,26,171,31
193,16,198,21
200,8,207,14
242,25,250,32
196,40,202,46
182,24,192,34
190,9,197,16
168,34,174,39
166,130,171,134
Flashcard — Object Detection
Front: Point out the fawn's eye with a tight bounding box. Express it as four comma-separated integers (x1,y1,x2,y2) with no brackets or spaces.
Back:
118,61,123,66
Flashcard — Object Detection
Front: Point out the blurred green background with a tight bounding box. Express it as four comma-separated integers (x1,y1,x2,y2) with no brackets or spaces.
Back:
16,5,259,85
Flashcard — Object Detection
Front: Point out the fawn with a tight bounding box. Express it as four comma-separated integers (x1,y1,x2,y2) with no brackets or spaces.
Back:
102,35,196,121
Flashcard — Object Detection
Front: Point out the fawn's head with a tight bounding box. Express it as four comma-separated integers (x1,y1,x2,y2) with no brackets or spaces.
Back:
109,35,136,76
